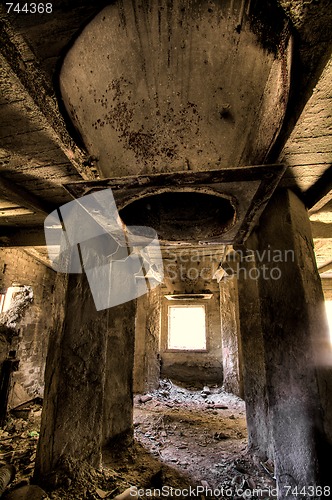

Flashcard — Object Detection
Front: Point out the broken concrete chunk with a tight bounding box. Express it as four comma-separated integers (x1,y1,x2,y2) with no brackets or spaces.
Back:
206,403,228,409
213,432,229,440
231,475,245,488
201,386,211,395
140,395,152,403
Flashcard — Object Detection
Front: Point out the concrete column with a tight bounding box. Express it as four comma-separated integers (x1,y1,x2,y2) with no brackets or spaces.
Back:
237,248,272,459
34,271,108,484
254,189,332,496
133,288,161,394
219,277,243,398
102,300,136,446
35,254,136,483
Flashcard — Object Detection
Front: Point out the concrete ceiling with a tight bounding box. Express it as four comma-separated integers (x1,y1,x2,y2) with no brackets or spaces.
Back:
0,0,331,271
59,0,291,176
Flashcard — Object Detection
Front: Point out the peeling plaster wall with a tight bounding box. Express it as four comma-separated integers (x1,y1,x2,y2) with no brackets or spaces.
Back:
0,249,55,397
159,251,223,385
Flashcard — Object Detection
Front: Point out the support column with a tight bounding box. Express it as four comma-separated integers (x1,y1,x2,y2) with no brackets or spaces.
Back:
237,248,272,459
133,288,161,394
34,271,108,483
35,267,137,484
219,277,243,398
254,189,332,495
102,300,136,445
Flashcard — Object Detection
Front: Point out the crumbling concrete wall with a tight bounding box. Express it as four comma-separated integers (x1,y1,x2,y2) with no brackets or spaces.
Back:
133,288,161,394
159,250,223,385
239,190,332,493
0,248,55,397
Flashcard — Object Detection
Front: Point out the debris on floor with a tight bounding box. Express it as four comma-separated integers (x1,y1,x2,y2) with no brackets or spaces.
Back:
0,402,41,490
132,381,277,498
0,381,277,499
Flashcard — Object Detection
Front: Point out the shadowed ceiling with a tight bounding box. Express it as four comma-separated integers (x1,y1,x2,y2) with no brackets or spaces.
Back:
0,0,331,272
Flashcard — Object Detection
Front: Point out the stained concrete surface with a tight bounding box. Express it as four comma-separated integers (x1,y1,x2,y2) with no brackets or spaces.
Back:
59,0,290,177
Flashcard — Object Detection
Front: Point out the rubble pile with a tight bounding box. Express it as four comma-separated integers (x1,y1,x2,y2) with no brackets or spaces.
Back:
133,381,277,499
0,381,277,499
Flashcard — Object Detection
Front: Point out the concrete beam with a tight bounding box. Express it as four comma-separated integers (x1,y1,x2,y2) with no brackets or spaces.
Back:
318,260,332,274
309,188,332,215
0,176,53,215
22,248,53,270
306,166,332,212
0,227,46,247
0,9,96,181
311,221,332,239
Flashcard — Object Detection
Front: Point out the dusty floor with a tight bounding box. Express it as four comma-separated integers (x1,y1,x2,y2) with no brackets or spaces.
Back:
0,381,276,499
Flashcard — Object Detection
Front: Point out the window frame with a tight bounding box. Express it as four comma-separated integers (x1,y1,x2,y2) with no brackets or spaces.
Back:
165,301,208,352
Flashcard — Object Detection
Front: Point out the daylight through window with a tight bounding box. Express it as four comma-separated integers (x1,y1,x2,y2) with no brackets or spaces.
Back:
325,301,332,343
168,305,206,350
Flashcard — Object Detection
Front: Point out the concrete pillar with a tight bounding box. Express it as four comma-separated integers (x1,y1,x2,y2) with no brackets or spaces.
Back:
34,271,107,483
102,300,136,446
219,277,243,398
253,189,332,496
35,266,136,484
133,288,161,394
237,250,272,459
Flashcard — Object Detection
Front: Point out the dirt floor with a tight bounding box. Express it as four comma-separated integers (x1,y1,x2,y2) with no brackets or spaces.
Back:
0,381,276,499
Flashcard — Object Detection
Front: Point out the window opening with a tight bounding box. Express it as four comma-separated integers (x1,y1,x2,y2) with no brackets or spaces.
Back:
168,304,206,350
0,292,5,314
0,286,27,314
325,300,332,343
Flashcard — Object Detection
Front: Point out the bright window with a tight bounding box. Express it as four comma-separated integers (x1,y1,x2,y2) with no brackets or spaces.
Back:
325,301,332,343
0,292,5,313
168,305,206,350
0,287,22,313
